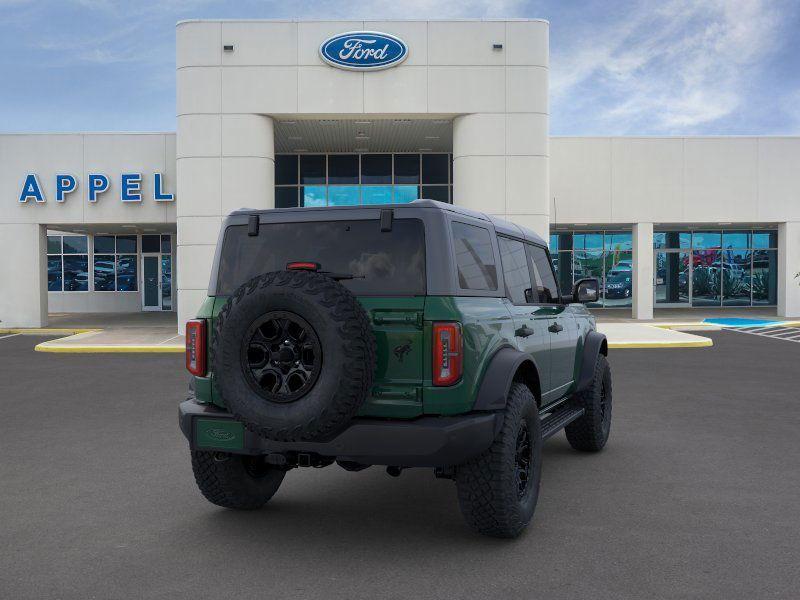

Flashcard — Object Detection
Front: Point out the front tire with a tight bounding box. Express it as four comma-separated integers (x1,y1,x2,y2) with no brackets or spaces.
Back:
191,451,286,510
565,354,612,452
455,383,542,538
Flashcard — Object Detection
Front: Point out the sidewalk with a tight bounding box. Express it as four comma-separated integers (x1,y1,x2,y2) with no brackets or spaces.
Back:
598,322,713,348
1,312,184,354
12,309,795,353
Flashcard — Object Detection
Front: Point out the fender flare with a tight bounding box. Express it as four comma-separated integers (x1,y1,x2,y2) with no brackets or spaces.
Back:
473,347,541,411
575,331,608,393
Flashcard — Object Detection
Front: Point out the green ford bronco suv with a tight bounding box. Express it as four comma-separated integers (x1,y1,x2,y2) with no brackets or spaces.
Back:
179,200,611,538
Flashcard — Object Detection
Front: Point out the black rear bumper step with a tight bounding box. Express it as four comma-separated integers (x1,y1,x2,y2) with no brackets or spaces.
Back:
179,400,499,468
541,404,584,440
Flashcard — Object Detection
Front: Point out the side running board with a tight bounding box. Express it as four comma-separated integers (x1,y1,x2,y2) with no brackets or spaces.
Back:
540,404,585,440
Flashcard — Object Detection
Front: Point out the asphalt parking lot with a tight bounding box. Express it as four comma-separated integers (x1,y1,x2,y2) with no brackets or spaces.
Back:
1,331,799,599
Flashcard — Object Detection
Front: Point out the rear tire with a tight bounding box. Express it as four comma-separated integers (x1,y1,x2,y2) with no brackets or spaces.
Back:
191,451,285,510
455,383,542,538
565,354,612,452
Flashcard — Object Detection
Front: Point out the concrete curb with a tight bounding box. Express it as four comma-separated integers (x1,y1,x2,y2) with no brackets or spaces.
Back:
0,327,183,354
608,338,713,349
0,328,100,335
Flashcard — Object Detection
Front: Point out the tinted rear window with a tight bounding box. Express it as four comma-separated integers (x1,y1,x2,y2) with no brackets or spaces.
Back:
216,219,426,296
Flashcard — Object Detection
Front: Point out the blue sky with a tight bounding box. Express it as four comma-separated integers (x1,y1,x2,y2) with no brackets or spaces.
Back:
1,0,798,135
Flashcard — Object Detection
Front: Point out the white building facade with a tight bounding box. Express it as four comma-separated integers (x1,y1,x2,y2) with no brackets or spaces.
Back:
0,19,798,328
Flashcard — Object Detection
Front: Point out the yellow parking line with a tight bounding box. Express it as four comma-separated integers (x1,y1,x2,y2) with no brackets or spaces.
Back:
34,343,183,354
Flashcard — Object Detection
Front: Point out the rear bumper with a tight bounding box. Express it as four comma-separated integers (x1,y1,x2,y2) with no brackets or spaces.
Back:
179,400,499,468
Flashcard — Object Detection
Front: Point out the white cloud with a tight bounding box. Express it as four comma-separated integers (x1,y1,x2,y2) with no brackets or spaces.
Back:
551,0,790,133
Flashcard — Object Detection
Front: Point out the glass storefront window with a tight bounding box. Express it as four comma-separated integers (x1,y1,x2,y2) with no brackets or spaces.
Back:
604,250,633,306
422,154,448,184
752,250,778,304
604,232,632,251
361,186,393,205
722,249,752,306
328,186,360,206
275,187,298,208
722,231,750,249
161,255,173,310
394,185,418,203
275,154,298,185
141,234,160,253
63,255,89,291
574,233,603,250
361,154,391,184
116,256,137,292
94,235,115,253
692,231,721,249
554,228,778,309
300,155,326,184
691,250,721,306
752,231,778,249
161,235,172,254
328,155,358,184
421,186,449,203
47,235,62,254
93,255,116,291
654,232,690,249
116,235,137,254
63,235,88,254
47,256,62,291
652,229,777,307
275,153,452,207
394,154,419,184
301,185,326,207
655,251,690,305
47,234,88,292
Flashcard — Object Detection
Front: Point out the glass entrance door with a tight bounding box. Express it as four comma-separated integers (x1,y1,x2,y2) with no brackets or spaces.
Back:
142,255,161,311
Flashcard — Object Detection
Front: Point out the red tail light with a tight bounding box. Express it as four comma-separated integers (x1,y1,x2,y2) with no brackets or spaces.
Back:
186,319,207,376
433,322,462,386
286,261,320,271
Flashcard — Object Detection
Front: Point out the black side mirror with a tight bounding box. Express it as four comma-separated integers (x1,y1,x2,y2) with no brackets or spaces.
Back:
573,277,600,304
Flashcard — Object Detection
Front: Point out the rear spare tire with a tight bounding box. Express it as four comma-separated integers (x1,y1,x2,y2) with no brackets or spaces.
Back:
212,270,376,442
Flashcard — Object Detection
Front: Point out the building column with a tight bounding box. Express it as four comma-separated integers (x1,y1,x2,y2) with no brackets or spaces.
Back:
452,113,549,241
632,222,654,320
0,224,47,328
176,114,275,330
778,221,800,318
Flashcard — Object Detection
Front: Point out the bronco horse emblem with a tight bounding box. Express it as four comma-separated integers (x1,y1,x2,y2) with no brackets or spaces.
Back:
393,340,413,363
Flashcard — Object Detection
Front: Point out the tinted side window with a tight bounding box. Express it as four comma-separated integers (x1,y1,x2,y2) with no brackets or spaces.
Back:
451,222,498,291
527,244,560,304
498,237,533,304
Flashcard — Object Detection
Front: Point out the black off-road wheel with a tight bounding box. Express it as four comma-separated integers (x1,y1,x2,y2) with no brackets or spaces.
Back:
455,383,542,538
191,451,285,510
212,270,376,442
565,354,612,452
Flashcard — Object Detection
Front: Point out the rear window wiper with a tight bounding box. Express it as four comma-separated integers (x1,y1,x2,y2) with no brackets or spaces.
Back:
321,272,366,281
285,262,364,281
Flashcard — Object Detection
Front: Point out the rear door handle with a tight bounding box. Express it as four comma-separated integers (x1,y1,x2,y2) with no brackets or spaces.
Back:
548,322,563,333
515,325,535,338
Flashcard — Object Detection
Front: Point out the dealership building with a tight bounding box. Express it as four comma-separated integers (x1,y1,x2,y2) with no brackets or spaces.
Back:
1,18,798,329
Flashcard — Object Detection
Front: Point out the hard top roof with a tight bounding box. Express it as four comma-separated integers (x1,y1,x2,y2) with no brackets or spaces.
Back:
230,199,546,246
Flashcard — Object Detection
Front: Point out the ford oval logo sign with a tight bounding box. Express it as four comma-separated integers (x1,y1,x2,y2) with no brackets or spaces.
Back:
319,31,408,71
